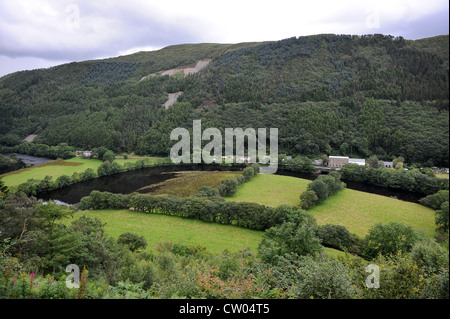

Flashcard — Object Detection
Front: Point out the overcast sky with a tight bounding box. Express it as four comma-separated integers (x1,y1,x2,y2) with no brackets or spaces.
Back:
0,0,448,78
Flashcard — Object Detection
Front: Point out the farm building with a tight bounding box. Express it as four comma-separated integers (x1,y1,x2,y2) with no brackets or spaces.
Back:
328,156,349,168
82,151,92,158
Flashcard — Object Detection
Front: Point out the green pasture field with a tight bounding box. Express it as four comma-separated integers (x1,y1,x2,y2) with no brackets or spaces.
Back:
226,174,310,207
226,174,436,238
69,209,264,253
68,209,357,258
308,188,436,238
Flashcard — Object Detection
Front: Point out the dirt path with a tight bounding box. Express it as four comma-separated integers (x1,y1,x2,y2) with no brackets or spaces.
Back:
24,134,37,142
140,59,211,82
164,91,183,109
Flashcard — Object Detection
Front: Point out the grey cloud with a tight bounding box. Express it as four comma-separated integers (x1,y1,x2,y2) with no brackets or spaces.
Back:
0,2,203,61
374,9,449,39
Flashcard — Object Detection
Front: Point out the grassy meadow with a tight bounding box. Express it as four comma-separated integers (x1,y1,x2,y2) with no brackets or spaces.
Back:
67,209,353,258
226,174,436,238
69,209,264,253
308,188,436,238
226,174,310,207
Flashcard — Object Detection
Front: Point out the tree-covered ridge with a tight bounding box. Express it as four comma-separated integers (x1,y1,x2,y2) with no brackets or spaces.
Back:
0,34,448,166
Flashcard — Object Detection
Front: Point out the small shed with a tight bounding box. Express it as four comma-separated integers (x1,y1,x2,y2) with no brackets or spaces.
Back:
82,151,92,158
383,161,394,168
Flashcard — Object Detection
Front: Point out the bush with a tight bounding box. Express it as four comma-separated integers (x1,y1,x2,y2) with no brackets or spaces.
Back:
307,179,329,203
411,239,449,273
102,150,115,163
234,175,246,185
257,210,322,265
250,163,260,174
195,186,219,198
363,222,421,259
288,254,358,299
299,190,318,209
362,251,445,299
218,178,239,197
242,167,255,181
80,168,97,180
117,232,148,252
316,224,353,250
56,175,72,188
97,161,122,176
419,190,449,210
316,174,344,195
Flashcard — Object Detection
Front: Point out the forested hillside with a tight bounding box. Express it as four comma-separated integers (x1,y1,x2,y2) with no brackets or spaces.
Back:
0,34,448,166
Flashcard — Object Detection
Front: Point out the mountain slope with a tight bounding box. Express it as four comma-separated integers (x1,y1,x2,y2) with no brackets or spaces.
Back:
0,34,448,166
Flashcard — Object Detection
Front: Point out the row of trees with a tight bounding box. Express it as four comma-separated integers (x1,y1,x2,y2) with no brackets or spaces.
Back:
218,164,260,197
299,171,345,209
1,142,76,160
78,190,293,231
1,98,448,168
12,169,97,196
340,164,449,195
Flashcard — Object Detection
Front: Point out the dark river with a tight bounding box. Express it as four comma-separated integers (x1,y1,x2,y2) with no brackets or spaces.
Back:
3,153,54,166
35,163,425,205
1,153,54,174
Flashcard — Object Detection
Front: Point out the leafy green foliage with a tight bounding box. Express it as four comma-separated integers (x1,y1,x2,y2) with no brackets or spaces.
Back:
340,164,449,195
435,201,449,233
316,224,354,251
257,210,323,265
419,190,449,210
299,170,345,209
1,192,448,299
117,232,148,252
299,190,318,210
363,222,421,259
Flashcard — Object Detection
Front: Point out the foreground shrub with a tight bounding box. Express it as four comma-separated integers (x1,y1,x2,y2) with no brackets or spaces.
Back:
117,232,148,252
410,239,449,274
362,251,447,299
316,224,353,250
288,254,358,299
258,211,322,265
363,222,421,259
